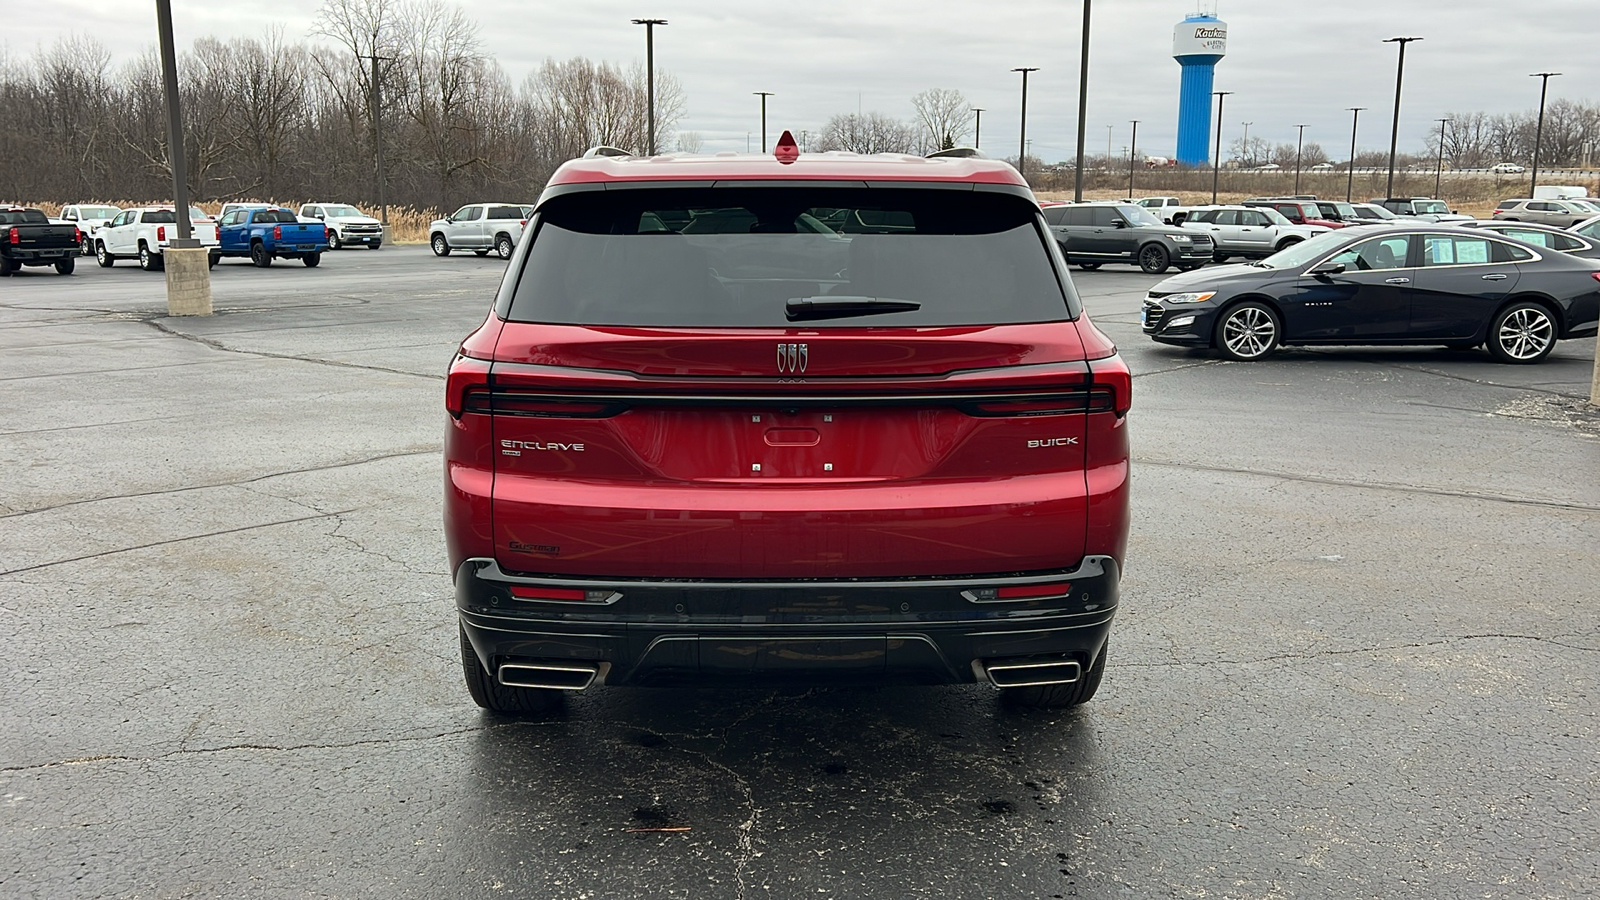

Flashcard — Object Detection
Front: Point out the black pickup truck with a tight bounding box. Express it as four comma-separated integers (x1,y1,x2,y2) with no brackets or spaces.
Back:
1,207,81,275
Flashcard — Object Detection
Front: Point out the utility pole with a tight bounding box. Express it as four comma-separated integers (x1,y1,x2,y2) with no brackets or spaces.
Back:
1434,118,1450,199
1128,119,1139,198
753,91,774,152
1529,72,1560,198
1106,124,1113,164
1241,121,1252,165
1073,0,1092,201
1383,36,1422,200
357,35,393,228
631,18,667,155
1346,107,1366,202
1211,91,1232,204
1293,124,1307,194
971,108,984,149
1013,67,1039,179
154,0,210,315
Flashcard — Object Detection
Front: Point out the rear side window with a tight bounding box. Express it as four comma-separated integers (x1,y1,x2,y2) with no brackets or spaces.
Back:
507,187,1077,327
1041,206,1068,226
488,206,524,220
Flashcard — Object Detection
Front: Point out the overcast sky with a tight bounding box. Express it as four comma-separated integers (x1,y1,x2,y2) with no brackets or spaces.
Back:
8,0,1597,161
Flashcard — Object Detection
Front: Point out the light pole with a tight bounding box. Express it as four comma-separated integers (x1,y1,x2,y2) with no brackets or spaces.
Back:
154,0,210,316
357,35,393,228
1073,0,1092,201
1293,124,1307,194
1434,118,1450,199
1241,121,1252,166
971,108,984,149
1529,72,1560,197
1211,90,1232,203
631,18,667,155
1128,119,1139,198
753,91,774,152
1105,124,1113,164
1013,67,1038,179
1383,36,1422,200
1346,107,1366,202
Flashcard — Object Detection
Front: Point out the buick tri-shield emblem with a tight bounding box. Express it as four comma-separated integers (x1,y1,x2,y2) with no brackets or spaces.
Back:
777,342,808,373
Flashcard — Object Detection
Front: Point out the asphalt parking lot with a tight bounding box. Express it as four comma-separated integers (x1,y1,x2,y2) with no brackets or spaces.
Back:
3,246,1597,899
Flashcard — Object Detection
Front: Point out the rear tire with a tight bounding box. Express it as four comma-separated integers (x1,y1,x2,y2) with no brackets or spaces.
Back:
1212,251,1230,263
0,257,17,276
302,252,321,268
1214,301,1282,361
473,249,489,257
431,233,451,256
250,242,272,267
1138,243,1171,274
1486,301,1557,364
460,626,561,714
1001,644,1107,709
368,242,382,250
138,244,162,271
96,242,114,267
55,258,75,275
1275,237,1303,253
495,233,514,260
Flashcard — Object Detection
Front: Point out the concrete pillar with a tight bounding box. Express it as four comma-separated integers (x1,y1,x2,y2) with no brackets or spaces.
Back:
163,247,212,316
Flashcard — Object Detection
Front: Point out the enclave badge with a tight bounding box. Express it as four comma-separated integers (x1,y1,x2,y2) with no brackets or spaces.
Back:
777,342,808,373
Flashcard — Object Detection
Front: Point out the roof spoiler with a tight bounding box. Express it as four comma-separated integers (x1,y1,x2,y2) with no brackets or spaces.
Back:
926,147,985,159
582,146,633,159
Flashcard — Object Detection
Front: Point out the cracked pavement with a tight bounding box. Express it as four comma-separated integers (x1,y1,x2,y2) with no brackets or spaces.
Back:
2,248,1597,898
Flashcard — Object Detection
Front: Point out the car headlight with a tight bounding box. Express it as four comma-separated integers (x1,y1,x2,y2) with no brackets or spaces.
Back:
1160,291,1216,304
1171,234,1192,242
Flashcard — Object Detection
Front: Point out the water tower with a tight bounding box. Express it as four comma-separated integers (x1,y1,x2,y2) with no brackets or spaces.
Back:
1173,10,1228,166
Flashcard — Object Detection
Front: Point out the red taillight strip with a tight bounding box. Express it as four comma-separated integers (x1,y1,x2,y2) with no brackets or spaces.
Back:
997,582,1072,599
509,585,586,601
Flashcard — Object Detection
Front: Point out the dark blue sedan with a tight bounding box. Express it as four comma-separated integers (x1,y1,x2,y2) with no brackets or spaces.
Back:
1141,225,1600,363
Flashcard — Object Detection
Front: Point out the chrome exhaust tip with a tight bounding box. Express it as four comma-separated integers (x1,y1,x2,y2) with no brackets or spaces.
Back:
983,659,1082,688
498,661,599,691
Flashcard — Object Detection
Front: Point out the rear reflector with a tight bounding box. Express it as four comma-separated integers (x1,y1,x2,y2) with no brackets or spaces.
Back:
509,585,586,601
963,582,1072,603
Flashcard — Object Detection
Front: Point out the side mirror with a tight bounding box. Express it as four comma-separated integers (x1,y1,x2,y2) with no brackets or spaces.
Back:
1111,218,1127,228
314,214,325,220
1309,261,1346,276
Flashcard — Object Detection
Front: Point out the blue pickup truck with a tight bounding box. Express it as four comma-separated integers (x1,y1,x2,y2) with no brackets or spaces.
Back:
216,207,329,267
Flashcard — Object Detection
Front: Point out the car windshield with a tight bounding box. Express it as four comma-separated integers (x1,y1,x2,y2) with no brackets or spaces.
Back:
190,206,210,220
1413,200,1449,214
1259,208,1293,226
1356,205,1396,219
1115,205,1163,226
79,206,119,219
1253,228,1353,269
324,205,364,217
507,187,1076,327
1328,202,1357,218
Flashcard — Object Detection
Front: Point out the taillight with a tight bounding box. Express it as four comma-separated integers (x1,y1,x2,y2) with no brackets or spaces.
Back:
157,226,166,242
964,582,1073,602
273,225,282,240
507,585,621,604
445,354,492,418
1591,272,1600,284
519,219,527,227
74,227,82,244
474,394,626,418
7,227,17,244
966,393,1114,416
1087,353,1133,416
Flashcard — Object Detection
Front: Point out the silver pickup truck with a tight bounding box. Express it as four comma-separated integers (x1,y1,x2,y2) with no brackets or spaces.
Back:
428,203,531,260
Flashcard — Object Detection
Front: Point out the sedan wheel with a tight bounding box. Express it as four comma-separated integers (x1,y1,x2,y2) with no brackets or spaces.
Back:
431,234,451,257
1212,251,1230,264
1138,243,1171,274
1076,263,1101,271
1215,301,1281,361
1486,302,1556,364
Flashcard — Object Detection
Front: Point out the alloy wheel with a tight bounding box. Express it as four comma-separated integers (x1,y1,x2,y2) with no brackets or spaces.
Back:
1494,306,1554,362
1220,305,1279,360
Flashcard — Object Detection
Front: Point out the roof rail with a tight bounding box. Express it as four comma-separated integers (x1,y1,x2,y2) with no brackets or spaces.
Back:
582,146,634,159
925,147,986,159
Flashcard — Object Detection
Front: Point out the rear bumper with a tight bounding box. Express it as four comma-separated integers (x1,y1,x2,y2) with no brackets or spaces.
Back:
456,555,1119,687
5,248,80,262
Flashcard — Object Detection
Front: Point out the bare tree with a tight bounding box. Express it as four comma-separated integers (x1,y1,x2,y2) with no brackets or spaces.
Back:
674,131,703,153
817,112,920,154
910,88,972,151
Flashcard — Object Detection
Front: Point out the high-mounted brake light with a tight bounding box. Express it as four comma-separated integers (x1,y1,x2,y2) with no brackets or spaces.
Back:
774,130,799,165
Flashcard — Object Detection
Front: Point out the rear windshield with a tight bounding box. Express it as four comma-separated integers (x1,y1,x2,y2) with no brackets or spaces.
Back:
144,210,177,224
254,209,299,224
0,209,49,225
506,187,1076,327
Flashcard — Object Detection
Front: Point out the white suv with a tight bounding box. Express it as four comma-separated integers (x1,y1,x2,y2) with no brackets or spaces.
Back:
1179,205,1329,261
429,203,530,260
299,203,383,250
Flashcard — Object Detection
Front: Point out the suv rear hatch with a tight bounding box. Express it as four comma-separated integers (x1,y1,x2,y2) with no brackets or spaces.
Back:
473,185,1124,578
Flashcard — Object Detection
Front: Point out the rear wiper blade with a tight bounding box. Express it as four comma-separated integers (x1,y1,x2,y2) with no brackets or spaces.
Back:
785,295,922,321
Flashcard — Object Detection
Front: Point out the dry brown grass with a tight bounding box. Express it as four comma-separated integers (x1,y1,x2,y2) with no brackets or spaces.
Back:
12,199,443,243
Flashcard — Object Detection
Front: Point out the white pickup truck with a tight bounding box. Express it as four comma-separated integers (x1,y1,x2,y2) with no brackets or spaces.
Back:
298,203,384,250
56,205,123,255
94,206,220,271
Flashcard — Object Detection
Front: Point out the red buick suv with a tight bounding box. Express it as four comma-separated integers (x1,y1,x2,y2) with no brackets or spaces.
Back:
445,139,1132,713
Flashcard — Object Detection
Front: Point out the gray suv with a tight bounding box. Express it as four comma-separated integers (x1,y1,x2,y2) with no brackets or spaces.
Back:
1044,202,1212,274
